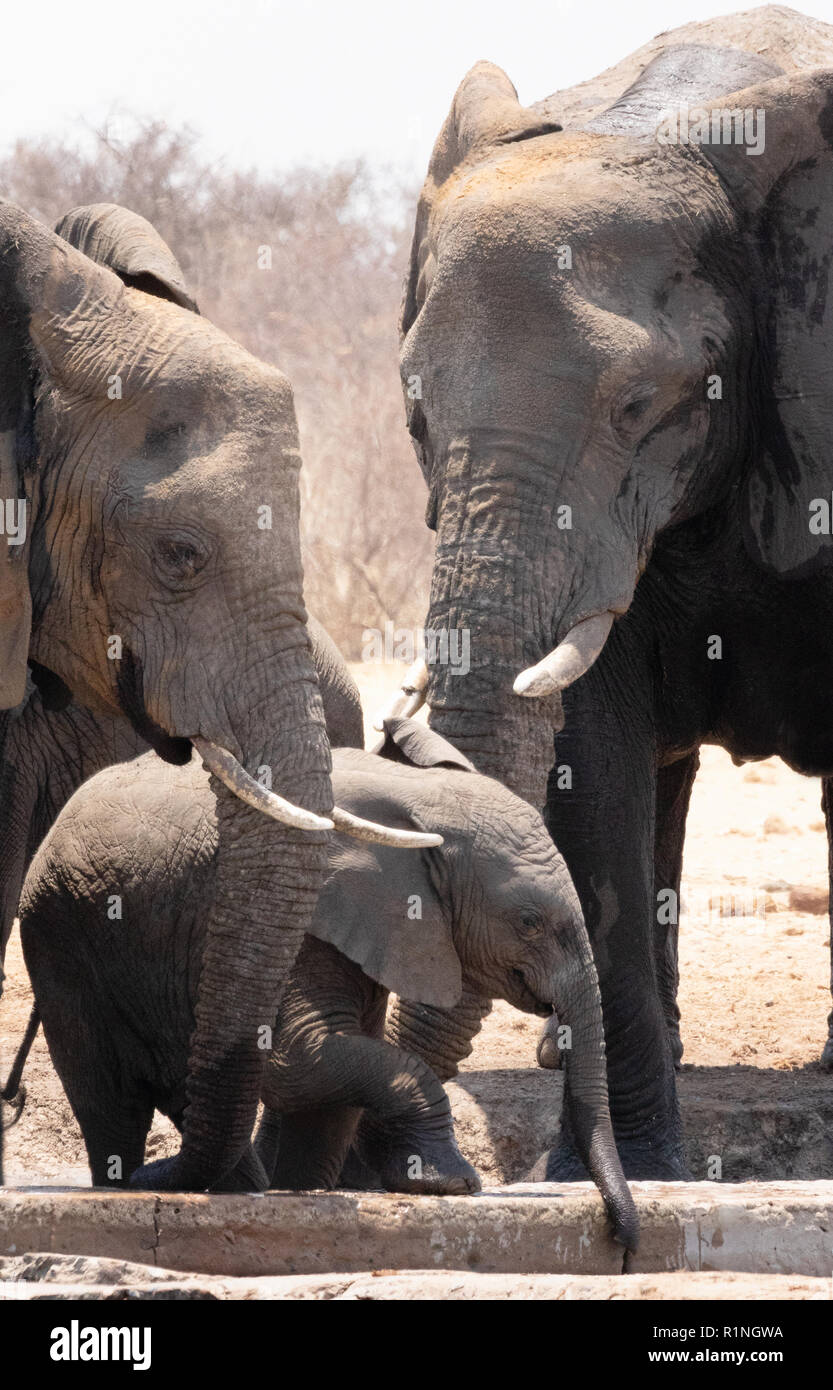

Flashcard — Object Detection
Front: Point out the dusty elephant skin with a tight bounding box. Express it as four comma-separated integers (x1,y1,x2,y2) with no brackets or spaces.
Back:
0,199,413,1193
14,716,638,1248
390,5,833,1181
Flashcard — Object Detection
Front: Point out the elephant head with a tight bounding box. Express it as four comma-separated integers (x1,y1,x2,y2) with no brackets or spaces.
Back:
0,201,435,1189
310,717,638,1250
400,58,833,806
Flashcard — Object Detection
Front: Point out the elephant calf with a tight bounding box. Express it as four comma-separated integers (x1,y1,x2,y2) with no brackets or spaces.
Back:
16,717,637,1248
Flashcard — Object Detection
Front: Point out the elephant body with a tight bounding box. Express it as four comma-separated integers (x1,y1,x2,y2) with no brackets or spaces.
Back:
0,198,421,1191
16,718,638,1247
393,6,833,1180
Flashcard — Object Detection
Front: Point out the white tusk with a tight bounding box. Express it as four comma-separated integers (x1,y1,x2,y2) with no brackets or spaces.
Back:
331,807,443,849
372,658,429,731
193,737,334,832
513,612,615,699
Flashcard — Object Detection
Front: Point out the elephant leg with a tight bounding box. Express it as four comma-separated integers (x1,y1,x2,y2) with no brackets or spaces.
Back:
653,750,700,1069
81,1101,154,1188
271,1105,363,1190
542,670,687,1181
383,986,493,1082
269,1030,479,1195
352,985,491,1182
821,778,833,1071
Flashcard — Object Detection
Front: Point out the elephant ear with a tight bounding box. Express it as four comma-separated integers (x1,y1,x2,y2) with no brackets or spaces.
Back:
378,716,475,772
54,203,199,313
311,839,462,1009
702,69,833,575
312,759,462,1007
0,201,131,707
400,62,561,341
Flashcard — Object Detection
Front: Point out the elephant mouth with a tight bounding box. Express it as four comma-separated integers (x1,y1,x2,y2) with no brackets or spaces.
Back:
115,649,193,766
511,969,553,1018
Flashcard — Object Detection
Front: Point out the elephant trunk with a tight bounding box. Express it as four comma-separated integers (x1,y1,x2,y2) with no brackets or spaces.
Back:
143,641,332,1191
426,492,564,808
554,954,639,1252
425,456,622,807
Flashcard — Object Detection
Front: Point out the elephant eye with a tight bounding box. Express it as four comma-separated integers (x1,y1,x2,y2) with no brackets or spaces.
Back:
153,535,209,584
612,388,657,442
519,910,544,939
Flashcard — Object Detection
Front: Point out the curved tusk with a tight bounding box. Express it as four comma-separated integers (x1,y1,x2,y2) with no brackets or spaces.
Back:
331,807,442,849
372,658,429,731
193,737,334,832
513,612,615,699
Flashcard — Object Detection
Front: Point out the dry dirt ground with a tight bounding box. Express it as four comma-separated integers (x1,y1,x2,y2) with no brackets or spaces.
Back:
3,663,832,1185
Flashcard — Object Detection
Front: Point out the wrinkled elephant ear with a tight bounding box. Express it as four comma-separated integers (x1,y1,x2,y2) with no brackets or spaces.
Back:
0,202,131,706
400,62,561,340
309,838,462,1009
377,716,475,772
702,69,833,575
313,753,462,1006
54,203,199,313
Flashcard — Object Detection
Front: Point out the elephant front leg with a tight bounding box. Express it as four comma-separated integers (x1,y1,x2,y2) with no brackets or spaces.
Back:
653,750,700,1069
352,985,491,1181
821,778,833,1072
269,1030,479,1195
543,677,688,1181
384,986,493,1082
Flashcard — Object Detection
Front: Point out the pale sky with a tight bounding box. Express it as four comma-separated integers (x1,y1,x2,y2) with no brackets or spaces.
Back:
4,1,833,174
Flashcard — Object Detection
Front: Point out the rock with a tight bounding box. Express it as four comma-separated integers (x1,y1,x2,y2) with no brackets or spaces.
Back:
2,1182,833,1279
788,886,829,915
1,1263,829,1300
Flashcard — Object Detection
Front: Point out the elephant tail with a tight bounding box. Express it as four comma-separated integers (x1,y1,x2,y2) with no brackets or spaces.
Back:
1,1003,40,1125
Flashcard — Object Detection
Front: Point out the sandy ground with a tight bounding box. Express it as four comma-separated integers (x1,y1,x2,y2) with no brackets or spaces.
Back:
2,663,831,1184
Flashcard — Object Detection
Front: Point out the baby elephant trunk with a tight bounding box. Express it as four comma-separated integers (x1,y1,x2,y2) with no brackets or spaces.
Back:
554,960,639,1253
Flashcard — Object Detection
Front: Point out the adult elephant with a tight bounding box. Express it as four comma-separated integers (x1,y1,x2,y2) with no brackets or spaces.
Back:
384,6,833,1179
0,200,429,1190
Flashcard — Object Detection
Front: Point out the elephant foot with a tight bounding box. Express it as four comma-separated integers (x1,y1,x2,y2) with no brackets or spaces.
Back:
820,1033,833,1072
532,1136,690,1183
375,1135,481,1195
129,1147,268,1193
129,1155,194,1191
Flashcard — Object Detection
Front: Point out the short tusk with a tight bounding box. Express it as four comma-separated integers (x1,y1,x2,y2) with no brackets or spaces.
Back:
331,807,442,849
513,612,615,699
372,658,429,731
193,737,334,832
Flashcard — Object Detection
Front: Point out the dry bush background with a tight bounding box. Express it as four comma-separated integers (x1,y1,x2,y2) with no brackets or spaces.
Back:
0,121,433,656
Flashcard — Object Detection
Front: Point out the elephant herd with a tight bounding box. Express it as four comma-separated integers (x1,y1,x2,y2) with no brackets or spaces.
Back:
2,7,833,1256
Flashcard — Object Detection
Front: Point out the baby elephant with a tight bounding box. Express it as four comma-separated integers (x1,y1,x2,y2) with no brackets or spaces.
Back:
18,717,637,1249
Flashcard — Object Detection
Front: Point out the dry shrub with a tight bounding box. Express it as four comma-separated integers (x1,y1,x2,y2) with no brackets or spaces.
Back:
0,121,433,656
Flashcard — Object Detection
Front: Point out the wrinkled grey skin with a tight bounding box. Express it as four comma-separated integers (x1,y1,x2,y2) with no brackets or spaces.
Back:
393,6,833,1181
0,615,363,970
16,717,638,1249
0,199,335,1191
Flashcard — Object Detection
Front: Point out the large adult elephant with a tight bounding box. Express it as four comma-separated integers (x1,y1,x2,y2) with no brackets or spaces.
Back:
385,6,833,1179
0,200,430,1190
